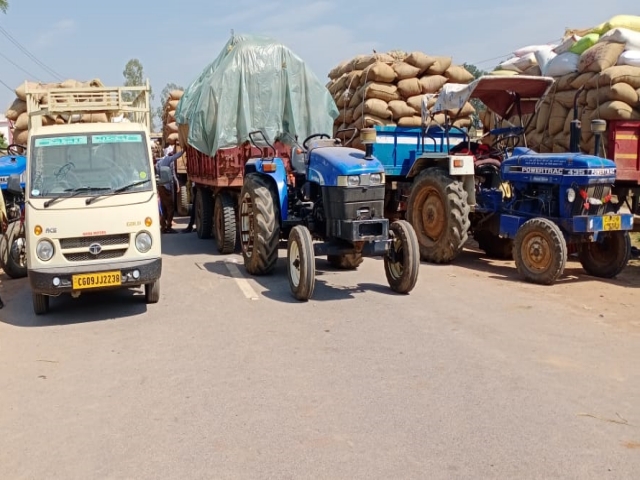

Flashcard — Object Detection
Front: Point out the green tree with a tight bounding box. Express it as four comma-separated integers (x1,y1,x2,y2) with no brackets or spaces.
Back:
155,82,183,128
0,1,8,13
122,58,156,129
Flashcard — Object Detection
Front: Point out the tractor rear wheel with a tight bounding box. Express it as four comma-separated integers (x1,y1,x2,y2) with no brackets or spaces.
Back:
195,187,213,239
474,230,514,260
327,253,363,270
384,220,420,294
239,173,280,275
513,218,567,285
407,168,470,264
0,221,27,279
287,225,315,301
577,231,631,278
214,191,237,254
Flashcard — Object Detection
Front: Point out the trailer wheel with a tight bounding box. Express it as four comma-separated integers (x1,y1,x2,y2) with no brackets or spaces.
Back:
214,192,237,254
514,218,567,285
474,230,513,260
577,231,631,278
239,173,280,275
0,221,27,279
177,185,189,216
144,279,160,304
327,253,363,270
195,188,213,239
287,225,315,301
32,292,49,315
407,168,470,264
384,220,420,294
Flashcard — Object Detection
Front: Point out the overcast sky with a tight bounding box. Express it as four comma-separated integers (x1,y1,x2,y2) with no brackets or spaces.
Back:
0,0,637,126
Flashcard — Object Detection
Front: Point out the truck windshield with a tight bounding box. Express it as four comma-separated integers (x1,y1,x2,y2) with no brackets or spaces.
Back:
28,132,152,198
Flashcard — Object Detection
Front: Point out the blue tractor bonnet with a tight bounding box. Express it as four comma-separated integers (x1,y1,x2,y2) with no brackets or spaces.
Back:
307,146,384,186
0,152,27,189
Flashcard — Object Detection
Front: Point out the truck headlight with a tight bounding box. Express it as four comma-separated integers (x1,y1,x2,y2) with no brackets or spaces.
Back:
567,188,576,202
36,239,54,261
370,173,384,185
347,175,360,187
135,231,152,253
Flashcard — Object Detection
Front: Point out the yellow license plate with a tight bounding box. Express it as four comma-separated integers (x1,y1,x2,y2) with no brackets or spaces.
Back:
602,215,621,231
72,271,122,290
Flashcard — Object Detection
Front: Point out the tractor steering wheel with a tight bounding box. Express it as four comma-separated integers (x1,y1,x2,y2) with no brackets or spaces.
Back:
490,134,521,157
7,144,25,156
302,133,330,150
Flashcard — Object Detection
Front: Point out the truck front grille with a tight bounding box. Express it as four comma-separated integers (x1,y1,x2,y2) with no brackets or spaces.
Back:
63,249,128,262
60,234,130,249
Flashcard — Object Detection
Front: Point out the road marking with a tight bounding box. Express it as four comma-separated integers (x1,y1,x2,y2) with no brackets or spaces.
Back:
225,261,259,300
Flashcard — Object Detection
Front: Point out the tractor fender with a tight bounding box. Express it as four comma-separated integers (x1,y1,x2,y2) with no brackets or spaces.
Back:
245,158,289,221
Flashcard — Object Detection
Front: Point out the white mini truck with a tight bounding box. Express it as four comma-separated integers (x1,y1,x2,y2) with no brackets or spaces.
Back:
21,81,169,315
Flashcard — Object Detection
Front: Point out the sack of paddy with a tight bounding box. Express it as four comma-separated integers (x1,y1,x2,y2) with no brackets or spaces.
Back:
397,77,422,98
544,52,579,76
586,65,640,89
593,100,640,120
404,52,436,74
578,41,625,72
570,72,597,89
350,82,401,107
14,112,28,130
352,53,394,71
419,75,448,94
169,90,183,100
5,98,26,121
586,83,638,108
425,56,452,75
350,113,393,129
548,103,569,136
388,100,418,120
535,99,552,133
523,65,542,76
353,98,392,120
599,27,640,50
361,62,396,84
553,89,583,109
392,62,421,80
397,115,423,127
445,102,475,118
444,65,475,83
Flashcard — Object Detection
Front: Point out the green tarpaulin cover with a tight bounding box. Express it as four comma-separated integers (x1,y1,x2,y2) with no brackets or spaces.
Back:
175,34,338,156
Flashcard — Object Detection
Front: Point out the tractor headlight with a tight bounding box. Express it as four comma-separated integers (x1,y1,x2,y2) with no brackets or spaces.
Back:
347,175,360,187
370,173,384,185
135,231,152,253
36,239,54,261
567,188,576,203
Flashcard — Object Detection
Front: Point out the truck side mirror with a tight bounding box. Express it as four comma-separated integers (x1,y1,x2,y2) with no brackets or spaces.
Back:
156,166,172,186
6,174,22,195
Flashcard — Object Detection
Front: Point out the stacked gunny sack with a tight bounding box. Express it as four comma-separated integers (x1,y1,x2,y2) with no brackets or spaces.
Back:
4,79,108,145
162,90,184,146
327,52,476,149
487,14,640,155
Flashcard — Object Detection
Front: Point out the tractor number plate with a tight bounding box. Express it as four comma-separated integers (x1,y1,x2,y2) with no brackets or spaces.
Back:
72,271,122,290
602,215,621,231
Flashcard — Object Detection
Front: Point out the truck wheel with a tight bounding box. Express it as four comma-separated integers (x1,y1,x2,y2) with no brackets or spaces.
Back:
287,225,315,301
214,191,237,254
384,220,420,294
407,168,470,264
32,292,49,315
177,185,189,216
239,173,280,275
577,231,631,278
0,221,27,279
195,188,213,239
144,279,160,304
474,231,513,260
514,218,567,285
327,253,363,270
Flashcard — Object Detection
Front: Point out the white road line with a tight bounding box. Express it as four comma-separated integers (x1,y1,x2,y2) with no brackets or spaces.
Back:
225,261,260,301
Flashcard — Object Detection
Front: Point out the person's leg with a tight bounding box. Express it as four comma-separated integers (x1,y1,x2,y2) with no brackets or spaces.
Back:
183,186,197,233
165,191,176,233
158,188,171,232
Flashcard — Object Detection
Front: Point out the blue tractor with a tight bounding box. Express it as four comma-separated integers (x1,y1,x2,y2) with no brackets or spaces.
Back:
237,129,420,301
373,75,633,285
0,143,27,278
0,143,26,222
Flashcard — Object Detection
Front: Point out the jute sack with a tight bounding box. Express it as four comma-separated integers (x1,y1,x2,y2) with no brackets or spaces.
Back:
329,61,348,80
169,99,180,110
453,118,472,128
578,42,626,73
5,98,26,121
586,83,638,108
397,78,422,98
388,100,417,120
444,65,474,84
398,115,422,127
350,82,401,106
592,100,640,120
581,108,595,144
354,53,394,71
419,75,448,94
353,98,392,120
554,132,571,151
167,132,179,142
166,122,179,133
82,113,109,123
168,110,176,122
404,52,436,74
12,129,27,144
177,123,189,147
425,57,453,75
586,66,640,89
570,72,597,89
15,81,44,101
407,94,436,113
361,62,396,83
60,79,82,88
170,90,183,100
349,113,394,129
329,75,347,95
392,62,421,80
14,112,28,130
523,65,542,76
556,73,579,91
446,102,475,118
535,99,551,133
554,89,581,109
549,103,569,135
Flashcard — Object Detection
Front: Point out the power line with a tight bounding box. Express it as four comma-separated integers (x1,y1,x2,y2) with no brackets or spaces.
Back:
0,50,43,82
0,25,63,80
0,76,15,93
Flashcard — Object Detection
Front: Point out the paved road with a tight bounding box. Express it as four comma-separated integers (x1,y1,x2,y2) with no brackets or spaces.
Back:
1,220,639,479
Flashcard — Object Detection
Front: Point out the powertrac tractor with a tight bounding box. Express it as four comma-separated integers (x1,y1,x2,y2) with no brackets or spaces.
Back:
238,129,420,301
440,75,633,284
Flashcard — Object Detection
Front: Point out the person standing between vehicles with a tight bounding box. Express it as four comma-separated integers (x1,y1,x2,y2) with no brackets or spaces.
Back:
155,149,184,233
182,183,197,233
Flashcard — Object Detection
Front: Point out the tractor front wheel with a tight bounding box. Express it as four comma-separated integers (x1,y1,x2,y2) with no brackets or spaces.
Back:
287,225,315,301
577,231,631,278
513,218,567,285
384,220,420,294
0,221,27,279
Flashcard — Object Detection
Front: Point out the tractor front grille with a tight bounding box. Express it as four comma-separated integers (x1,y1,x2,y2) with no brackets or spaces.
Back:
570,184,611,216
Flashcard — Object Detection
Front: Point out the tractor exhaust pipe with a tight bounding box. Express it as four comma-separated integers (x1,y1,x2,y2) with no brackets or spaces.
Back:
569,86,585,153
360,127,377,160
591,119,607,156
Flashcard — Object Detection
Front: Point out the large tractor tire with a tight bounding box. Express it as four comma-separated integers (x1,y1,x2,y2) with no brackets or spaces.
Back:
513,217,567,285
176,184,189,217
406,168,470,264
384,220,420,294
195,187,213,239
474,230,514,260
287,225,316,301
577,231,631,279
214,191,237,254
0,221,27,279
239,173,280,275
327,253,363,270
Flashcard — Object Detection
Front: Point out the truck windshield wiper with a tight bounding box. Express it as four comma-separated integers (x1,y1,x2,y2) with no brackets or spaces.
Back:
43,186,111,208
85,178,151,205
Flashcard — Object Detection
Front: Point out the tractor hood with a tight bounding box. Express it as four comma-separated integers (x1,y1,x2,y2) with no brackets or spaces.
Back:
0,154,26,188
308,146,384,186
501,148,617,185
